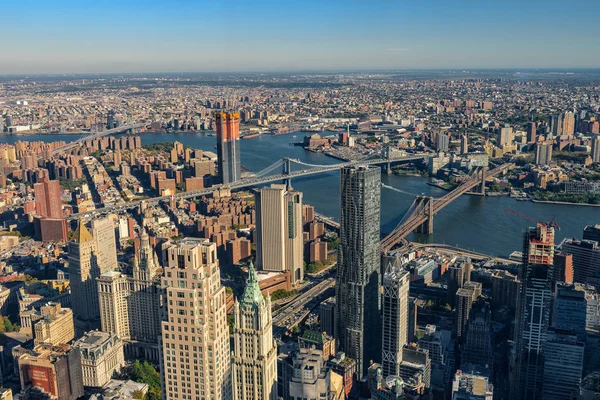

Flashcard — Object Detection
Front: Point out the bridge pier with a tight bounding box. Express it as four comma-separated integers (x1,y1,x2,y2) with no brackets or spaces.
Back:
383,162,392,175
415,196,434,235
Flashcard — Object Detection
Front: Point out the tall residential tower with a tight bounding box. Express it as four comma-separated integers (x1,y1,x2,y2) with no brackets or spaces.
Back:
335,165,381,378
216,111,241,184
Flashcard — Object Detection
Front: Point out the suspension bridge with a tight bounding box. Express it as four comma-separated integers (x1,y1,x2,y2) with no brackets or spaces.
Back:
66,154,426,220
52,123,144,156
380,163,512,253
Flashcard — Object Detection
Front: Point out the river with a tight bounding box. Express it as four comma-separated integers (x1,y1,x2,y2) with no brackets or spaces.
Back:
4,131,598,258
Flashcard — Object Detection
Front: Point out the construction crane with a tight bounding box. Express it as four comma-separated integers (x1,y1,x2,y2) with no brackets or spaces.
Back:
504,208,561,231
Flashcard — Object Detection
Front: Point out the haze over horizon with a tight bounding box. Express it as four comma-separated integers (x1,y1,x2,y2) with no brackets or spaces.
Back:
2,0,600,74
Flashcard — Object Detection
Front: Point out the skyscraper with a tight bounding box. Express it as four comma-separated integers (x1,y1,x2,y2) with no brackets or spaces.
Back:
97,230,162,361
542,329,585,400
336,165,381,378
455,282,482,341
381,263,410,377
498,126,514,146
255,184,304,285
559,238,600,283
215,111,241,184
553,282,587,340
511,224,555,400
460,134,469,154
68,221,106,324
34,178,62,218
461,298,493,376
91,217,118,274
160,239,231,400
231,262,278,400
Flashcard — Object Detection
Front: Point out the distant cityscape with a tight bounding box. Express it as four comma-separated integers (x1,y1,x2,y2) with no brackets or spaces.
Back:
0,71,599,400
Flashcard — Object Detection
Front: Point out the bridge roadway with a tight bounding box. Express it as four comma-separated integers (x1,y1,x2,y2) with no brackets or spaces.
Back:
52,123,144,155
380,163,512,253
66,154,426,220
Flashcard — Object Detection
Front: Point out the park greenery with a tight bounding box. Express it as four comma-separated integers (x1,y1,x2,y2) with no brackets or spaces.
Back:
0,316,20,333
58,177,87,191
532,190,600,205
126,360,162,400
270,288,299,301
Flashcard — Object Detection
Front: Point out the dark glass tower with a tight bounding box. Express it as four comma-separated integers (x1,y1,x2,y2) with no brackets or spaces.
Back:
335,165,381,378
511,224,555,400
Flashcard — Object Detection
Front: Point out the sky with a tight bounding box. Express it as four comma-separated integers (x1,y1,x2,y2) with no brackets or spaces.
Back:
1,0,599,74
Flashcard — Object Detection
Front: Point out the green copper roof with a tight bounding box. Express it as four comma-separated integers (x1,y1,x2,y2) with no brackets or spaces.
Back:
241,261,264,306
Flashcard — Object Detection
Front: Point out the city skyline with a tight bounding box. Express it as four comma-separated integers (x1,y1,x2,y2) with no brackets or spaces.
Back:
2,0,600,74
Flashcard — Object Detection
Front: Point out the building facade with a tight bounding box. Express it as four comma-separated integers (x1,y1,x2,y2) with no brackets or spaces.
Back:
73,330,125,388
231,262,278,400
255,184,304,286
511,224,555,400
381,264,410,377
216,111,241,184
160,239,231,400
335,165,381,378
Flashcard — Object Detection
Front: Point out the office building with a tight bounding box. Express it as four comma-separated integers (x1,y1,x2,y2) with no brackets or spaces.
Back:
437,133,449,152
461,299,493,376
161,239,231,400
336,165,381,378
69,220,110,323
511,224,555,400
73,330,125,388
554,252,574,283
542,329,584,400
91,217,118,273
553,282,587,340
381,264,410,377
34,178,62,219
455,282,482,341
498,126,514,146
560,238,600,283
591,135,600,163
527,122,537,143
399,343,431,389
255,184,304,286
451,370,493,400
328,352,357,398
17,343,84,400
319,299,336,338
232,262,277,400
215,111,241,184
583,224,600,243
288,348,332,400
534,141,553,165
98,230,162,361
418,325,453,390
490,270,519,310
447,259,472,307
33,303,74,346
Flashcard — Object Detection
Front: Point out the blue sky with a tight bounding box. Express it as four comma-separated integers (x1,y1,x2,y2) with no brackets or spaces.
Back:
1,0,599,73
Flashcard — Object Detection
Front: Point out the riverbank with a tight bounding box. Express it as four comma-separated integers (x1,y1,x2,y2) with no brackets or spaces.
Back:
531,199,600,207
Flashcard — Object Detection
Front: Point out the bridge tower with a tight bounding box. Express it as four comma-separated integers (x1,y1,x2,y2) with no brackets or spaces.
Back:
282,158,292,188
478,167,487,194
415,196,435,235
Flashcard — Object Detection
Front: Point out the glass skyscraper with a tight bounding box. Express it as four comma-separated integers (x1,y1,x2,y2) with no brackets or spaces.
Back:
335,165,381,378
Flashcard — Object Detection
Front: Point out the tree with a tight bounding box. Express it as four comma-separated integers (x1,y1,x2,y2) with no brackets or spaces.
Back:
128,361,162,400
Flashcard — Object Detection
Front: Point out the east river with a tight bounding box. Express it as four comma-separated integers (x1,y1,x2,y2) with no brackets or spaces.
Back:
4,131,598,258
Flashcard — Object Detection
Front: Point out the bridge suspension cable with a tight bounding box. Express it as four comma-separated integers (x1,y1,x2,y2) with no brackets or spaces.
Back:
287,159,342,169
254,159,285,177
